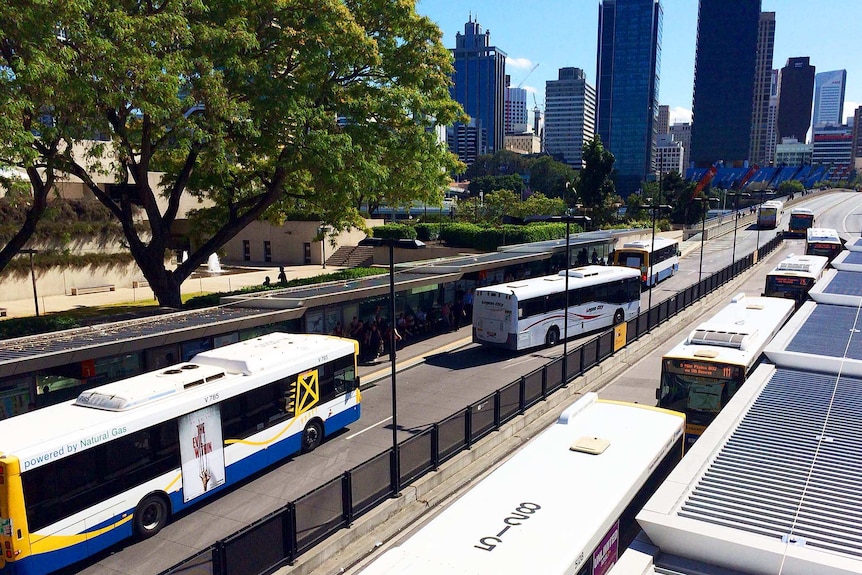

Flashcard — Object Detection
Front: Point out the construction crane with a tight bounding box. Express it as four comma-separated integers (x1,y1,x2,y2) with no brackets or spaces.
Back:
517,63,539,89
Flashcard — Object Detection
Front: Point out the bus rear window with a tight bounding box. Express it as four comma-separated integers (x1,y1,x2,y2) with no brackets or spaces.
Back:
615,251,644,268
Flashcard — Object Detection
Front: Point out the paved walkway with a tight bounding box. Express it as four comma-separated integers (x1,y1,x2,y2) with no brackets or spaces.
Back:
0,264,345,319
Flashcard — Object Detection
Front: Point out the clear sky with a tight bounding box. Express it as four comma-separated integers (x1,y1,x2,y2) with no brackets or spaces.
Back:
417,0,861,125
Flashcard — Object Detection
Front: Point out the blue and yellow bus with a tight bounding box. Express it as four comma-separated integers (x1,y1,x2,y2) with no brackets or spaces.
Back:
0,333,359,575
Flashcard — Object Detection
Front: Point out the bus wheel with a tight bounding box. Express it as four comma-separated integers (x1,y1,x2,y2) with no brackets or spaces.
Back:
302,420,324,453
613,309,625,325
545,327,560,347
134,494,169,539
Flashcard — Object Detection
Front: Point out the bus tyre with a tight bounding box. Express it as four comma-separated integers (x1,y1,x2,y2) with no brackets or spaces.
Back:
302,420,324,453
614,309,625,325
134,494,169,539
545,327,560,348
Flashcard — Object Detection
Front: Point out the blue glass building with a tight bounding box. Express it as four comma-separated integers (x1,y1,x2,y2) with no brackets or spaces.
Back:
690,0,761,168
450,17,507,164
596,0,663,196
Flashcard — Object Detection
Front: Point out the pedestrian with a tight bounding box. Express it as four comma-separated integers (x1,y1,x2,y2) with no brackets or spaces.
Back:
277,266,287,285
464,289,474,323
591,248,599,265
263,276,271,287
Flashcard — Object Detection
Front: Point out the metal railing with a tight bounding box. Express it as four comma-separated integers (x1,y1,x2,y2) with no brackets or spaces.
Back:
159,234,783,575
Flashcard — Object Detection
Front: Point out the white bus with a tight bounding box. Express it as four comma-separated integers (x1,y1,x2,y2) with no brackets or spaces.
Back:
472,265,641,351
762,254,828,308
756,199,783,229
805,227,844,263
611,238,680,287
0,333,360,575
355,393,684,575
786,206,815,237
657,293,795,445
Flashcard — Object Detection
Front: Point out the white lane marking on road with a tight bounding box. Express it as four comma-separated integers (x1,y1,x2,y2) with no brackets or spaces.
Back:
345,416,393,439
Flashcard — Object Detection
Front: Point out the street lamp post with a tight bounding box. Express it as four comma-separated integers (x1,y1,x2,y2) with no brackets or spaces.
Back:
637,203,672,324
727,192,750,269
22,248,39,316
693,197,718,284
318,225,331,269
358,236,425,497
545,214,591,385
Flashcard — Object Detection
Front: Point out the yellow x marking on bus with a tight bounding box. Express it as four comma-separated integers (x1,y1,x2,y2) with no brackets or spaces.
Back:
294,369,319,416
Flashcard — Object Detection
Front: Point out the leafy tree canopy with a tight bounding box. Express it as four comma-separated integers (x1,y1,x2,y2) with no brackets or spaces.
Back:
467,174,525,197
577,135,617,224
0,0,464,306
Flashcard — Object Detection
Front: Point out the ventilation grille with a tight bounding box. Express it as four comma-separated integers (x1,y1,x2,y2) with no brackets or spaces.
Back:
677,369,862,558
689,328,754,349
777,262,812,272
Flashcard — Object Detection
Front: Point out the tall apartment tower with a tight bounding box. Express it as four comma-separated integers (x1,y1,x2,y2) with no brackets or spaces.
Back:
749,12,775,166
596,0,663,196
777,57,815,143
669,122,692,170
852,106,862,171
504,77,529,134
656,105,670,135
812,70,847,128
690,0,761,168
765,69,779,164
450,16,507,162
544,67,597,168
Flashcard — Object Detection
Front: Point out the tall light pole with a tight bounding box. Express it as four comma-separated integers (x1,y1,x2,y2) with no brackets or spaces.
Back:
318,225,331,269
358,236,425,497
546,214,591,385
22,248,39,316
693,197,718,283
639,203,672,318
727,192,750,267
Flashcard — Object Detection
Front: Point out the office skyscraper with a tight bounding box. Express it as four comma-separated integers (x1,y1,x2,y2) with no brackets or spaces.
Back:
777,57,815,143
766,69,779,164
656,105,670,135
690,0,761,168
544,67,596,168
596,0,663,196
505,79,529,134
749,12,775,166
812,70,847,128
450,17,507,163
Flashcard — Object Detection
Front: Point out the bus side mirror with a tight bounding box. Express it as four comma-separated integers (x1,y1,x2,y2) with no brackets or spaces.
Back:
655,388,661,400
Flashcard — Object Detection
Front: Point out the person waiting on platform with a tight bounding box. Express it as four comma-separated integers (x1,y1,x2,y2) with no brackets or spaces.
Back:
263,276,271,287
277,266,287,284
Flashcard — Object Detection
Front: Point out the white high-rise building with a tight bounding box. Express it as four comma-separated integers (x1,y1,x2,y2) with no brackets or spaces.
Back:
505,83,529,135
655,134,684,176
544,67,596,168
765,69,779,165
812,69,846,128
668,122,692,171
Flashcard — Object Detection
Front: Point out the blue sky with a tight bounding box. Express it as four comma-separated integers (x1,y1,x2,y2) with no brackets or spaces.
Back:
417,0,861,125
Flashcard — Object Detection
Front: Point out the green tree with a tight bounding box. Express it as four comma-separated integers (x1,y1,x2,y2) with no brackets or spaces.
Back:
528,156,577,200
0,0,463,307
463,150,531,180
778,180,805,196
577,135,616,224
467,175,525,197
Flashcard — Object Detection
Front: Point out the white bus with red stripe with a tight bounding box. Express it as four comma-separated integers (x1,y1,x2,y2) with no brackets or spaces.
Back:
472,266,641,351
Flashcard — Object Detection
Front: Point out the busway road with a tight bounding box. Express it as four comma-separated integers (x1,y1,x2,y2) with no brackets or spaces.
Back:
65,192,862,575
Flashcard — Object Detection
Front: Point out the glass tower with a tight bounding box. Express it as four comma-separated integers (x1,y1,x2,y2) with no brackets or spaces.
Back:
812,70,847,128
596,0,663,196
450,17,507,163
690,0,761,168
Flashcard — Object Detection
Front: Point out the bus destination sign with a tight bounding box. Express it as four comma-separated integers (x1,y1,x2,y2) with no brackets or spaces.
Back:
663,359,740,380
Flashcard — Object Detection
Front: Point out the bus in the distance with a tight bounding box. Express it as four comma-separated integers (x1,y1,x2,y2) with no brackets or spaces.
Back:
763,254,828,308
656,293,794,445
786,207,815,237
805,227,845,264
354,393,685,575
756,200,783,229
611,237,680,287
0,332,360,575
472,265,641,351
